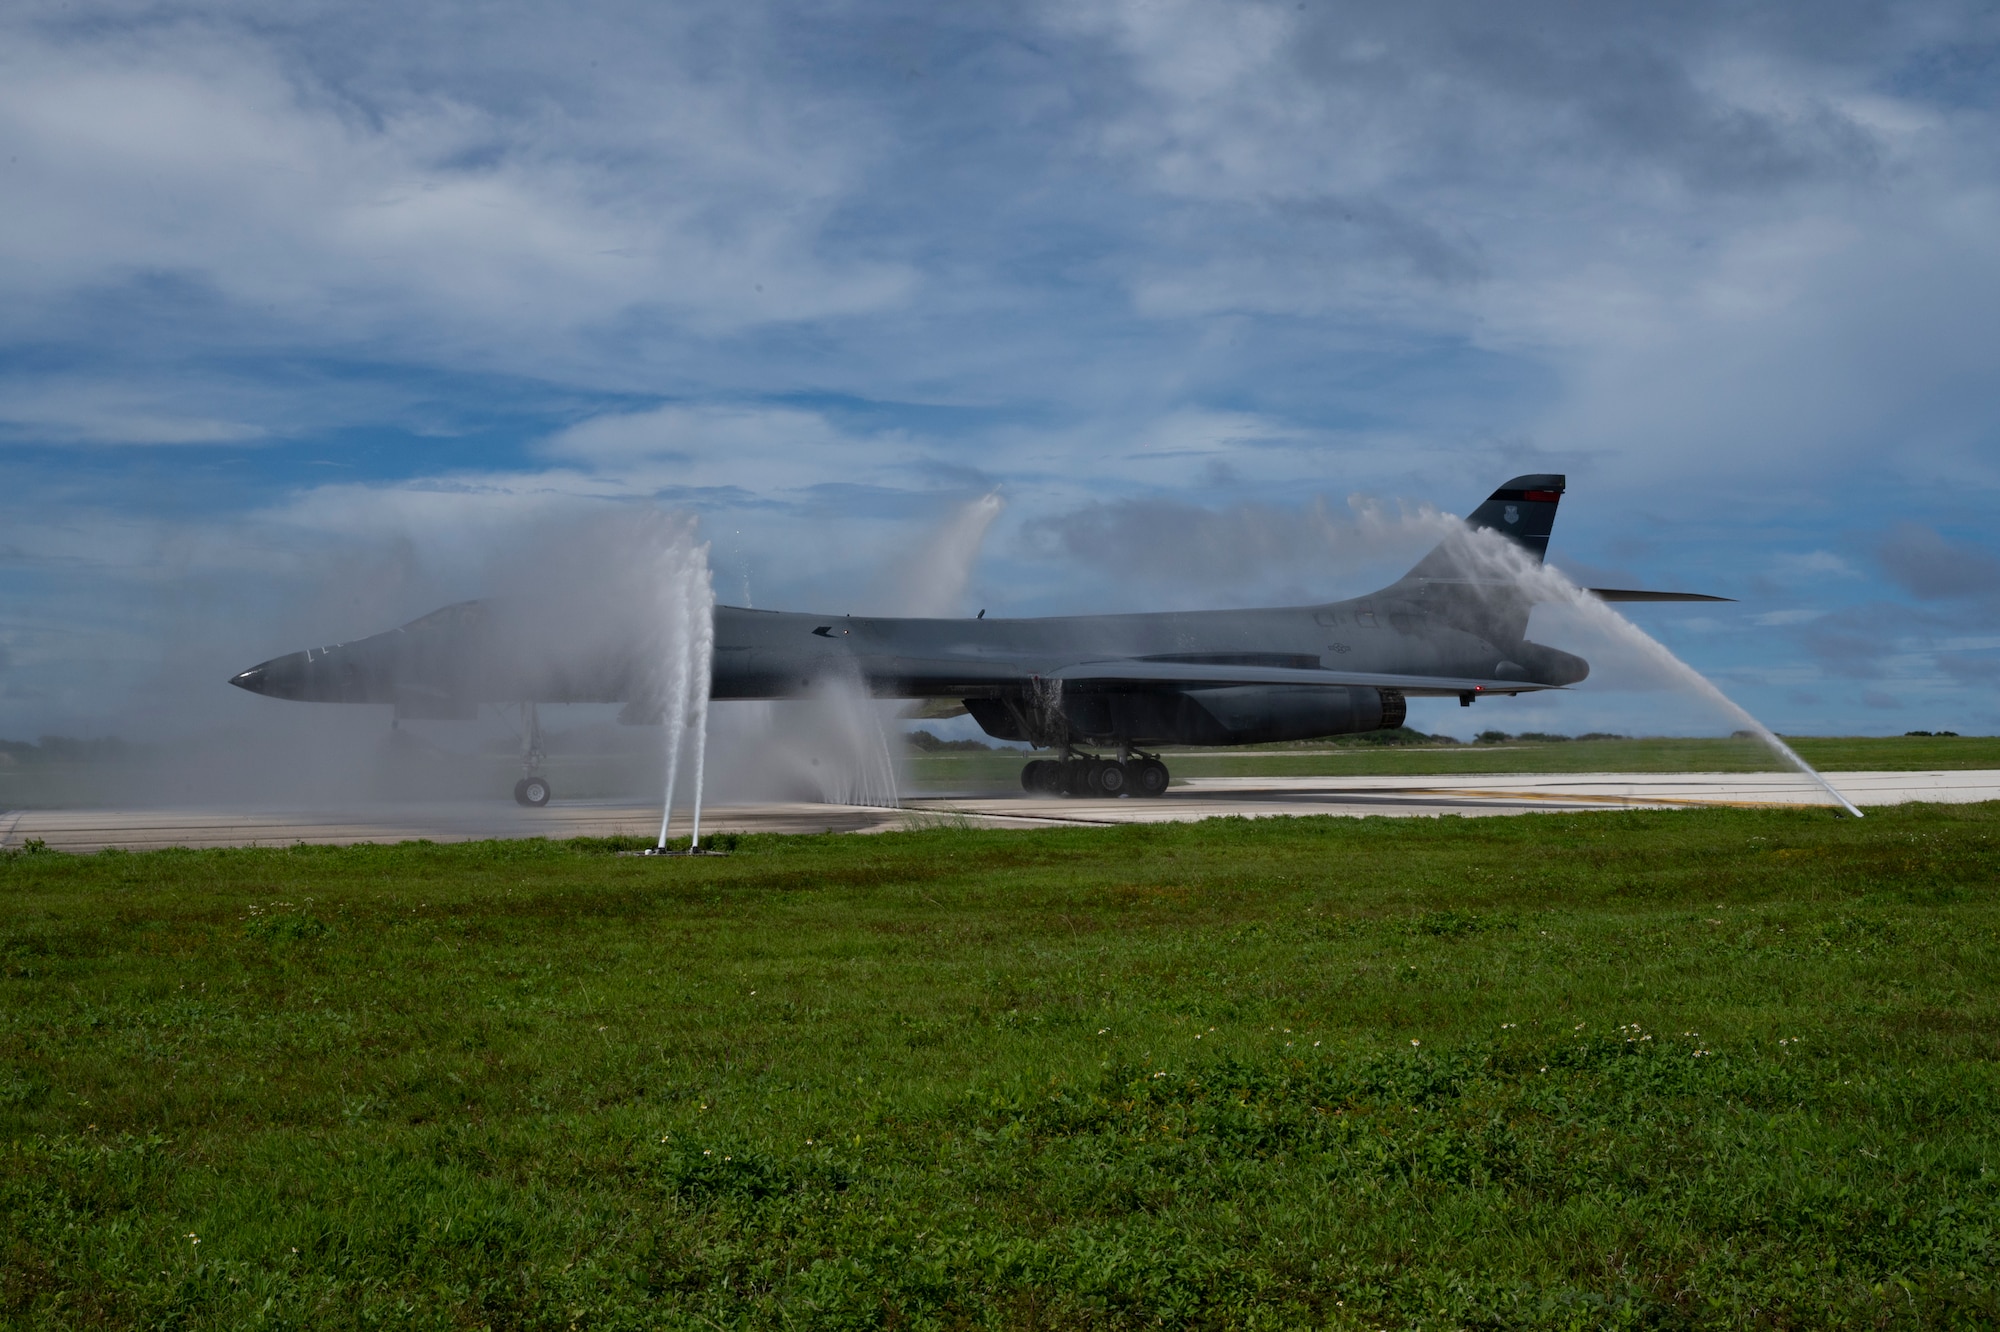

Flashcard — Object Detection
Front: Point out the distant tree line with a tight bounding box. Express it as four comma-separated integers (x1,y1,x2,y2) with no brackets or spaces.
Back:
904,730,1003,753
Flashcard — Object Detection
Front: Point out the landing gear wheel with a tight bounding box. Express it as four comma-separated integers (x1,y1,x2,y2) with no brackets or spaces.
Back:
1131,759,1169,797
1021,760,1057,794
514,776,551,807
1096,760,1129,796
1060,761,1091,797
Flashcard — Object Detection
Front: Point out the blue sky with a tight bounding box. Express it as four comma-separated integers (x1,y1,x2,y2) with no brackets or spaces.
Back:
4,0,2000,741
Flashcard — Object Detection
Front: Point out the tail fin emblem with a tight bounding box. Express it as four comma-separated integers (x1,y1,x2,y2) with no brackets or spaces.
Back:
1503,504,1520,524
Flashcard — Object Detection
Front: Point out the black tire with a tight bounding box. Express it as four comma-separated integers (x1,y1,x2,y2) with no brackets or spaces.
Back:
1097,760,1128,796
1059,761,1089,797
1132,759,1169,797
516,776,551,807
1021,760,1051,794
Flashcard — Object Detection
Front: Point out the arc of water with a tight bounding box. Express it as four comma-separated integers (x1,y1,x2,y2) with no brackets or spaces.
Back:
1452,525,1864,818
1559,585,1863,817
1539,582,1863,817
1754,728,1865,818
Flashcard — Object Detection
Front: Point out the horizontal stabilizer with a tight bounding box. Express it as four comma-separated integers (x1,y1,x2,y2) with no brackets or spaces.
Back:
1586,589,1734,603
1047,659,1563,697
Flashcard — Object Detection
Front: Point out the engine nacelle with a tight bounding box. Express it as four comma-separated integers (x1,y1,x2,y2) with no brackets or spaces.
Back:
967,685,1403,748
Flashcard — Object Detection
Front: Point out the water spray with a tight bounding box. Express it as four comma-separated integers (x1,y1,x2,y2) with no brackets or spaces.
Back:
685,577,717,848
1563,587,1864,818
632,523,728,857
1455,525,1863,818
725,496,1004,812
805,673,903,807
897,492,1003,617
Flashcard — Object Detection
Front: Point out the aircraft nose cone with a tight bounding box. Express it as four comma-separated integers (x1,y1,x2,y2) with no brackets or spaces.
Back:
229,650,312,699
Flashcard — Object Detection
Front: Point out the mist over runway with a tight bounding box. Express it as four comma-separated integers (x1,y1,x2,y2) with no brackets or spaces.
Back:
8,770,1997,854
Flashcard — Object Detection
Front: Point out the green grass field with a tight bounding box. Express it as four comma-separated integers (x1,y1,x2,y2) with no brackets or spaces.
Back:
6,804,1999,1328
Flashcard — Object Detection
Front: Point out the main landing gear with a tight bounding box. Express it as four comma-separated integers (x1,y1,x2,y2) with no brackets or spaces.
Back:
1021,752,1170,798
513,702,552,807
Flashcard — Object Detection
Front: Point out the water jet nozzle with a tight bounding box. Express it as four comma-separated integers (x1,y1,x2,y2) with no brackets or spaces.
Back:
620,846,730,857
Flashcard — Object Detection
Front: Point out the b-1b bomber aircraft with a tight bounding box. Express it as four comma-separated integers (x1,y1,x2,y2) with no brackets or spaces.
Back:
229,474,1721,804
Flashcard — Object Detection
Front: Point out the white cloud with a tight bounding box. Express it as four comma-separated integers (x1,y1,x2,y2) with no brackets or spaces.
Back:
0,13,914,399
540,404,901,491
0,379,267,445
1770,551,1859,579
1041,0,2000,494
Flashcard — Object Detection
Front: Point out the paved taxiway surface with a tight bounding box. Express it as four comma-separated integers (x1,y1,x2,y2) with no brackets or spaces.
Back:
5,769,1998,853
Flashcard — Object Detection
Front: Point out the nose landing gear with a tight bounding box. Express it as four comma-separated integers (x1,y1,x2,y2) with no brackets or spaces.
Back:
512,702,552,807
1020,750,1169,798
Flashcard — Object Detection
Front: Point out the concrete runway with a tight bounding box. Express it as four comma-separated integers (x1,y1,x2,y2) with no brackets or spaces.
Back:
5,769,1998,853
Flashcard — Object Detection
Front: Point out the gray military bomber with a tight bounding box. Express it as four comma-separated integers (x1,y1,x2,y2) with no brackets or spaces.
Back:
230,474,1722,804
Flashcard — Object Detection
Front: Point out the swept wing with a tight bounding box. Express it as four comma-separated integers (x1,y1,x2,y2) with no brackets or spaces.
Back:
1047,659,1561,697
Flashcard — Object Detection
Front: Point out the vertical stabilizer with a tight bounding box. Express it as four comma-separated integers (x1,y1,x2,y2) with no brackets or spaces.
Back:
1392,474,1567,645
1403,474,1566,583
1459,474,1565,563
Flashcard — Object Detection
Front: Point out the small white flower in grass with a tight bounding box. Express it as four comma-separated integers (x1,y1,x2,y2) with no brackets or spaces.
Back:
1411,1039,1420,1047
1098,1028,1109,1035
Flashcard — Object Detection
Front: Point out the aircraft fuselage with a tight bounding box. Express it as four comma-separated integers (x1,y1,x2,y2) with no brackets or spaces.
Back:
228,474,1600,765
